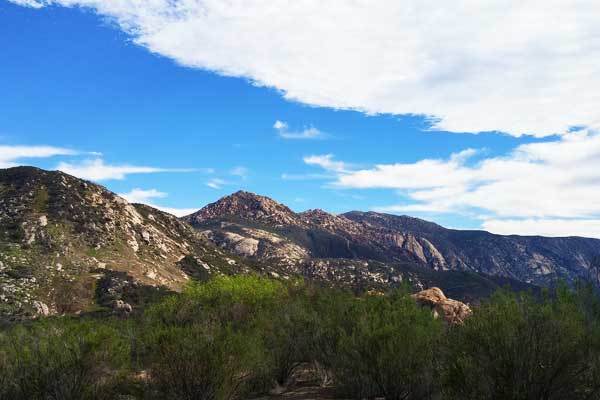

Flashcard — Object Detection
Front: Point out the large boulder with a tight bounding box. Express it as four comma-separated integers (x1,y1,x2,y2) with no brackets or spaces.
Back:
412,287,472,324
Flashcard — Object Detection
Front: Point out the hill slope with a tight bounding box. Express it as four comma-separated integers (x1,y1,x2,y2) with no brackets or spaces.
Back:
0,167,252,318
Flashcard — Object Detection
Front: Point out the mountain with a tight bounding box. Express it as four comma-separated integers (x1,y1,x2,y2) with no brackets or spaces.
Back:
4,168,596,319
0,167,254,319
343,211,600,286
184,191,600,289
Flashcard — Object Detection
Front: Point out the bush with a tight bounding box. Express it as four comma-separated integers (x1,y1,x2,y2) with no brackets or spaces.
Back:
331,290,444,400
145,323,267,400
444,288,600,400
0,318,131,400
3,275,600,399
145,274,284,327
141,275,281,399
257,283,320,387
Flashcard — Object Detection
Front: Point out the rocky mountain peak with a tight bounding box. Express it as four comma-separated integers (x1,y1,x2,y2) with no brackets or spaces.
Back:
184,190,300,226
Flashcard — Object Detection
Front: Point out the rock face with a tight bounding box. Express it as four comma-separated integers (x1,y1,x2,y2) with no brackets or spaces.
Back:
412,287,472,324
344,211,600,287
0,167,254,319
184,191,600,290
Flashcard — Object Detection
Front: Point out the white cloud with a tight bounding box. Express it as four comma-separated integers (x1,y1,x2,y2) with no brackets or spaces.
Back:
14,1,600,136
482,219,600,239
274,120,325,140
119,188,167,203
303,154,349,174
305,130,600,237
206,178,226,189
9,0,44,8
57,158,193,181
119,188,198,217
0,145,76,168
230,166,248,178
273,120,287,131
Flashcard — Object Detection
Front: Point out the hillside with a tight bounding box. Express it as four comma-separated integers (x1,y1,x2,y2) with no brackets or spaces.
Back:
0,167,253,319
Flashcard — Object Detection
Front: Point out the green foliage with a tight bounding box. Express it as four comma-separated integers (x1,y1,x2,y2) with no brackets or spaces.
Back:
144,323,267,400
444,287,600,399
146,274,284,327
141,275,281,399
5,264,34,280
332,291,444,400
0,318,131,400
2,276,600,399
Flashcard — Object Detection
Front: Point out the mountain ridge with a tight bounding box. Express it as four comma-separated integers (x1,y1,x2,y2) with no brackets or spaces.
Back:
185,189,600,287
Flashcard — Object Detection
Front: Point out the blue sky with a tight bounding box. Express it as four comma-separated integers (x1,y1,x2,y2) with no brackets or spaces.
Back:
3,1,600,237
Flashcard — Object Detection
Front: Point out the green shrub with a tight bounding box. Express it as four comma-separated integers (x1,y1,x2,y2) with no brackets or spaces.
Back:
3,275,600,399
144,322,268,400
145,274,285,327
331,290,443,400
0,318,131,400
141,275,283,398
444,288,600,400
257,283,318,386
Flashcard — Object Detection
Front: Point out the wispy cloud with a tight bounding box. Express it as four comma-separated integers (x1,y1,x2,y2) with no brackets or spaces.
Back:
57,158,194,181
303,154,350,173
0,145,76,168
119,188,198,217
274,120,325,140
9,0,44,8
206,178,227,189
119,188,167,203
230,166,248,178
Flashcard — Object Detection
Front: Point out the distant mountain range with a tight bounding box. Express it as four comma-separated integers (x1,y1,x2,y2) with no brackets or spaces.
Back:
1,166,599,319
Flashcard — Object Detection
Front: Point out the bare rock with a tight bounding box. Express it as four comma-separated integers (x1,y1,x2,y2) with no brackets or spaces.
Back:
141,230,151,243
412,287,472,324
38,215,48,227
111,299,133,314
32,300,50,316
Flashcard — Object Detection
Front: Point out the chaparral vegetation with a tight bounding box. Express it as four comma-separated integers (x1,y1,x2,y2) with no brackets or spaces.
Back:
1,275,600,400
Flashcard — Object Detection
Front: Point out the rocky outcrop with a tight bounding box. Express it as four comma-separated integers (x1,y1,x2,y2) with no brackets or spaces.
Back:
412,287,472,324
